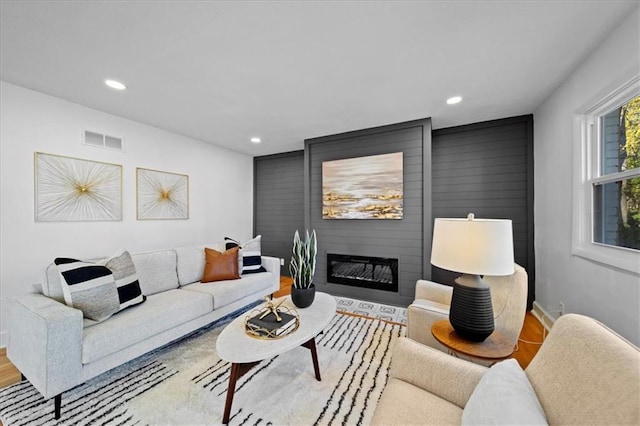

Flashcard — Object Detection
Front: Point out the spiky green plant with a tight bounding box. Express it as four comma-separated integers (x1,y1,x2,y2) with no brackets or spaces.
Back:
289,229,317,289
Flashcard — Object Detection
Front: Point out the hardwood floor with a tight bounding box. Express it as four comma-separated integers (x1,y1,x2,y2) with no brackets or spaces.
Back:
0,278,544,395
0,347,21,390
512,312,545,369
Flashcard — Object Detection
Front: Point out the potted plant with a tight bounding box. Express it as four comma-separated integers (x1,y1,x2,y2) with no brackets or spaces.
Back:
289,229,317,308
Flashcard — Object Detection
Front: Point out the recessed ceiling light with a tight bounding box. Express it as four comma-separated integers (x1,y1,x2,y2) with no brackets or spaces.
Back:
446,96,462,105
251,137,261,144
105,79,126,90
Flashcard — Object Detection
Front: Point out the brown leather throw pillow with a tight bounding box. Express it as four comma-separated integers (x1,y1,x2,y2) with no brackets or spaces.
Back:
202,247,241,283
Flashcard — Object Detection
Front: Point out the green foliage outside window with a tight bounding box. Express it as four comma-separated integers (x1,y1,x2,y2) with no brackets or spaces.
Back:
618,96,640,249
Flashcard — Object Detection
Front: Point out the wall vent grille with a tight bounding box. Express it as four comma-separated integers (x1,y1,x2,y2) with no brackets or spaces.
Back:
83,130,123,151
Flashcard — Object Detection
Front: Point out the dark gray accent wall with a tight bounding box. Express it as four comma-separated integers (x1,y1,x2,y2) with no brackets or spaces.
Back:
432,115,535,309
304,119,432,307
253,150,305,274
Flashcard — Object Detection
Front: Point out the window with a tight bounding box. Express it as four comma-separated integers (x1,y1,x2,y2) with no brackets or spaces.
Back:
593,96,640,250
573,77,640,274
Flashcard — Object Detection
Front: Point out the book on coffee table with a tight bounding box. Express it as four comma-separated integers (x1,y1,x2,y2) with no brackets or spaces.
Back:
245,310,298,338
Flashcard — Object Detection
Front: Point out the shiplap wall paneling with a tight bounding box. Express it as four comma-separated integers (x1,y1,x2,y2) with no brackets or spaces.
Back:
305,119,432,307
431,115,535,309
254,151,305,275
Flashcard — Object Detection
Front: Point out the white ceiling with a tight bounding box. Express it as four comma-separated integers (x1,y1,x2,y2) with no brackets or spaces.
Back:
1,1,638,156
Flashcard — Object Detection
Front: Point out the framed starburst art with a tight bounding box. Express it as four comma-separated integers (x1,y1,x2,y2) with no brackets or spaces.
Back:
136,168,189,220
34,152,122,222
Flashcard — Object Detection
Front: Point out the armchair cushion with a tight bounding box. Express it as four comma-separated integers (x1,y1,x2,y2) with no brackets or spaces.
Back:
461,359,547,425
372,337,487,426
388,337,487,408
373,379,463,425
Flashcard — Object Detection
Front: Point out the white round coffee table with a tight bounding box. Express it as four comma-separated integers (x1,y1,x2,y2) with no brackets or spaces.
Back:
216,292,336,424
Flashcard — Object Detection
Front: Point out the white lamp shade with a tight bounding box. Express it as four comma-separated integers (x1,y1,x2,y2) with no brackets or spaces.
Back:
431,216,514,276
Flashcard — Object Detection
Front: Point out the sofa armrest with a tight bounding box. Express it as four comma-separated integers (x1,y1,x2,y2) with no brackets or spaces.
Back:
261,256,281,293
415,279,453,305
7,293,83,399
390,337,487,408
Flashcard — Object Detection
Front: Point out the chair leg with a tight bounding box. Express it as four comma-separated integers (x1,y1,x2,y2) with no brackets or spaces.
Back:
54,394,61,419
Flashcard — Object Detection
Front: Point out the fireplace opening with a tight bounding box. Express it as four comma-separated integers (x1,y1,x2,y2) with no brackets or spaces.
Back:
327,253,398,292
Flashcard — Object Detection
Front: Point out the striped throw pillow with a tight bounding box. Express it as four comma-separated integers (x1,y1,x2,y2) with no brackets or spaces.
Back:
104,250,146,311
54,258,120,322
224,235,267,274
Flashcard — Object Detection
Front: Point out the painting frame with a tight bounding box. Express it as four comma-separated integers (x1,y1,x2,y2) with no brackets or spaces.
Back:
34,152,122,222
322,152,403,220
136,167,189,220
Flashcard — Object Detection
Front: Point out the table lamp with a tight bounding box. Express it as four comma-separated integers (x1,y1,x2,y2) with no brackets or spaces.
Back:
431,213,514,341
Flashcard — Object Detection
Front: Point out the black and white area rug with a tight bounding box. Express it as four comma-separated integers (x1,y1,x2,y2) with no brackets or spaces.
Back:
0,297,405,426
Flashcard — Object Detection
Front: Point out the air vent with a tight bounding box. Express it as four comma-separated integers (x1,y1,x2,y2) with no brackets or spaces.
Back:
83,130,123,151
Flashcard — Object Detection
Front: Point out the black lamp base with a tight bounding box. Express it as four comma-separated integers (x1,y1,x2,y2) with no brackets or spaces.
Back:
449,276,494,342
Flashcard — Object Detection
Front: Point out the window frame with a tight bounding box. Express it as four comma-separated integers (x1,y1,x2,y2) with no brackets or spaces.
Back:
572,75,640,274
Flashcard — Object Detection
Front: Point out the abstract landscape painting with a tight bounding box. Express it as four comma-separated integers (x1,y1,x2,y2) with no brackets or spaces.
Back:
322,152,403,219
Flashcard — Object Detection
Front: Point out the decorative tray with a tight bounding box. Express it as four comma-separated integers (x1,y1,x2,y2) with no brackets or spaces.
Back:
243,298,299,340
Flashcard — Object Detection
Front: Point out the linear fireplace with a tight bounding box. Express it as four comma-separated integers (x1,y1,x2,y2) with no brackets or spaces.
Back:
327,253,399,292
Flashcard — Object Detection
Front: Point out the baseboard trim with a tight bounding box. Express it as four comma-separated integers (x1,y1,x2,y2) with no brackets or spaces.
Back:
532,301,556,332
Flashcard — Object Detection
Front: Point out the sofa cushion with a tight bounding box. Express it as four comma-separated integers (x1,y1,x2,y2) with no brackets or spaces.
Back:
81,288,213,364
182,271,273,309
225,236,267,274
53,258,120,322
175,243,225,286
131,250,179,295
103,250,146,311
202,247,241,282
462,359,547,425
372,378,462,425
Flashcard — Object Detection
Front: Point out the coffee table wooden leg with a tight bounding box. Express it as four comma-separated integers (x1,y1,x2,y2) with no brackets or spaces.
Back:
222,362,258,424
302,338,321,381
222,363,240,424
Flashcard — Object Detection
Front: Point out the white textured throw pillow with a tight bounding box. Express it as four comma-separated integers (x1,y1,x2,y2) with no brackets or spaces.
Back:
462,358,548,426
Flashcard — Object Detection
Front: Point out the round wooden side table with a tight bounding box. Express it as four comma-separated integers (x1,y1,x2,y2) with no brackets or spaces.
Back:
431,319,514,361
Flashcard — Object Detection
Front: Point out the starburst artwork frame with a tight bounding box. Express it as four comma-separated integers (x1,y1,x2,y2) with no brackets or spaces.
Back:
34,152,122,222
136,168,189,220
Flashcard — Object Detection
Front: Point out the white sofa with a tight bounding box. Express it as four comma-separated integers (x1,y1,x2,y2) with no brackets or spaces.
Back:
6,243,280,419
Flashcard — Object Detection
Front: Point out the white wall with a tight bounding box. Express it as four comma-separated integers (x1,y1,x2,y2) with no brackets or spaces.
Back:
534,9,640,344
0,82,255,347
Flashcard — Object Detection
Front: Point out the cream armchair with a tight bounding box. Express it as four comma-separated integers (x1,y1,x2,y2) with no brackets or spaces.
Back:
372,314,640,425
407,263,528,361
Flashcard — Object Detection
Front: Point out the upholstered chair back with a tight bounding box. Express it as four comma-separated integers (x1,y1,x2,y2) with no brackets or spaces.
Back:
484,263,528,346
526,314,639,425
